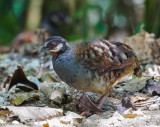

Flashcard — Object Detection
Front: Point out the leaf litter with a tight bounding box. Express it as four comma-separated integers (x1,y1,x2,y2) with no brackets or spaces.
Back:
0,28,160,126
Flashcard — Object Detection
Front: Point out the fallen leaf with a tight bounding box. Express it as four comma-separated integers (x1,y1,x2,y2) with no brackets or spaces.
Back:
122,77,152,92
130,96,149,103
147,79,160,95
10,91,40,106
0,106,63,123
0,110,12,116
0,109,12,121
133,96,160,107
13,96,29,106
117,97,135,115
16,83,36,92
124,25,160,64
6,66,38,91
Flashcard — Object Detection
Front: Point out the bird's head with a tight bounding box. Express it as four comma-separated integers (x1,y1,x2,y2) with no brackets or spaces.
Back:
38,36,68,54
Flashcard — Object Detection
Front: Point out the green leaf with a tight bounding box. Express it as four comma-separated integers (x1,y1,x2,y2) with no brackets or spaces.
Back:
13,97,29,106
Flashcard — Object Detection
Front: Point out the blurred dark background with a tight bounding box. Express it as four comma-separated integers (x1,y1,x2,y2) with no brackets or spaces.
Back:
0,0,160,45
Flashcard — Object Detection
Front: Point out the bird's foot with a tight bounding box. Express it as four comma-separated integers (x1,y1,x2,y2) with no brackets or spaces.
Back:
76,94,104,116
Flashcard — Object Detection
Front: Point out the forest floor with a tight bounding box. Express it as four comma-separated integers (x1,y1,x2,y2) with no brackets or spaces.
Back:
0,31,160,127
0,50,160,127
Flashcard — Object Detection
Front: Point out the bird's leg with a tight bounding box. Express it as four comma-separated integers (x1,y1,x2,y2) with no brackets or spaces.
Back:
77,85,114,114
97,93,108,109
97,86,113,109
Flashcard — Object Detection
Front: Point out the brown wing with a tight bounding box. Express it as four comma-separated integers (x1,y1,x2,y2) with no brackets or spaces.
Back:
74,39,137,76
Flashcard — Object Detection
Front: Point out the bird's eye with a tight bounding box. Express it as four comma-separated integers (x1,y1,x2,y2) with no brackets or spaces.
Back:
46,41,57,48
48,41,56,47
51,42,55,46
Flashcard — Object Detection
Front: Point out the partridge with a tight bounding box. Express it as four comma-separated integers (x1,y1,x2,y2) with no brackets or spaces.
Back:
38,36,142,112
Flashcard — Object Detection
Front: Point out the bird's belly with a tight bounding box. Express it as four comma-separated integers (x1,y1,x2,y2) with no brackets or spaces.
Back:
68,73,107,95
75,75,108,95
54,62,107,94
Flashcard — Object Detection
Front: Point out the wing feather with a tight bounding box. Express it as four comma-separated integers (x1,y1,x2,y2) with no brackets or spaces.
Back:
74,39,136,76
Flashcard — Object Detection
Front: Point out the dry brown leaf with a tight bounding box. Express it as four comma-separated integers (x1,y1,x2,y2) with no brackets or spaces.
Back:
0,106,63,123
0,109,12,115
130,96,149,103
6,66,38,91
124,25,160,64
117,97,135,115
133,97,160,107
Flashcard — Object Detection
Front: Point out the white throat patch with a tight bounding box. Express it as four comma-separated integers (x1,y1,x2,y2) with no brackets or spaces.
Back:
49,43,63,52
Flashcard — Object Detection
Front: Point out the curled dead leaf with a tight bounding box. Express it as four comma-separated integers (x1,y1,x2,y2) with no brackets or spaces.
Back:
6,66,38,91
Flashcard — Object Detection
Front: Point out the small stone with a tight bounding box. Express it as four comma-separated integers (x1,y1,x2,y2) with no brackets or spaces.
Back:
50,87,66,104
0,97,4,104
133,109,144,116
0,91,9,97
3,101,11,106
114,88,124,92
12,120,19,124
149,104,159,111
60,111,83,126
0,119,6,124
113,111,124,120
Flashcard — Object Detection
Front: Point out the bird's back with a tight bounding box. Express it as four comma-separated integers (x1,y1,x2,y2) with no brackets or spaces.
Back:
53,39,142,94
74,39,141,77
